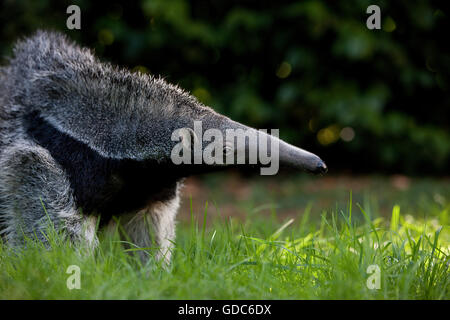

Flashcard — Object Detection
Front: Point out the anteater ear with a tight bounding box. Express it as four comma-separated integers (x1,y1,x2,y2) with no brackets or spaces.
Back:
180,127,199,150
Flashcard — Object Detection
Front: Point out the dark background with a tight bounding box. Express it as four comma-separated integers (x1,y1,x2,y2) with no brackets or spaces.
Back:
1,0,449,175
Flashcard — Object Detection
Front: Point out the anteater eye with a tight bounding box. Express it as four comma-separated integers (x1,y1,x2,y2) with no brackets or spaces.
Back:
223,142,234,156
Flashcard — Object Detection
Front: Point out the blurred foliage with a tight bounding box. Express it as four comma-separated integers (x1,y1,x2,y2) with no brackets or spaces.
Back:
0,0,449,174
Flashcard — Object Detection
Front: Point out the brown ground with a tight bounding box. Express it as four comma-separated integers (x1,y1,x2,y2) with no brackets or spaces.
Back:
177,173,449,225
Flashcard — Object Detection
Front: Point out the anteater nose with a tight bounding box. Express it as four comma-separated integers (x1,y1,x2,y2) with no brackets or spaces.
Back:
316,160,328,174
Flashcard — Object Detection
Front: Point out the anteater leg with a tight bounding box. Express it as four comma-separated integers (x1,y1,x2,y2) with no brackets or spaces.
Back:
0,142,97,247
122,193,180,265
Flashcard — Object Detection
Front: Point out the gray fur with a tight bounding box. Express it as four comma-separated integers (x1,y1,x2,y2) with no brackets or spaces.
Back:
0,31,220,161
0,31,326,264
0,31,207,262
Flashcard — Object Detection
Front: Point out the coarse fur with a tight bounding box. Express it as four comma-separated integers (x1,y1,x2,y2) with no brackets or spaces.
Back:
0,30,220,262
0,31,326,264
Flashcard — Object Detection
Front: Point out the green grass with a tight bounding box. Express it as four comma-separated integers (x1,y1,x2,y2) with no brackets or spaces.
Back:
0,194,448,299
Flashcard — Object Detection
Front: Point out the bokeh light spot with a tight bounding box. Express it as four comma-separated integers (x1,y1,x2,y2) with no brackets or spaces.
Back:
131,65,149,74
340,127,355,142
317,125,340,146
276,62,292,79
98,29,114,45
193,87,211,104
383,17,396,32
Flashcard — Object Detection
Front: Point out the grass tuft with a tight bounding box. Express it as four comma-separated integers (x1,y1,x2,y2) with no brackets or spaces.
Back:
0,195,448,299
